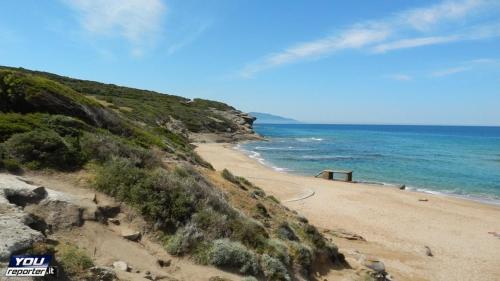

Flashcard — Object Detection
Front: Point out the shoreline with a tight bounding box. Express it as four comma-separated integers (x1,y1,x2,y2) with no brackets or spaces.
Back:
234,142,500,207
196,142,500,281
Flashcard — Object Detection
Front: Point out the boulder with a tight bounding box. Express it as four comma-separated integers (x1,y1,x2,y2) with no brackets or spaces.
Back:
24,199,83,232
86,266,117,281
112,260,129,272
363,259,386,273
121,230,141,242
0,212,45,261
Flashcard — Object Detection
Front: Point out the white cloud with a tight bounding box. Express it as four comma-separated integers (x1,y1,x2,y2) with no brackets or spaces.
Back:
432,66,469,77
386,74,413,81
372,35,459,53
241,24,391,78
430,57,500,77
239,0,499,77
64,0,166,54
402,0,484,31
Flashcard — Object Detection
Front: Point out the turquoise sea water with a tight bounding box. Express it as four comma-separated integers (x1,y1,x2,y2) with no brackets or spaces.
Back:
240,124,500,205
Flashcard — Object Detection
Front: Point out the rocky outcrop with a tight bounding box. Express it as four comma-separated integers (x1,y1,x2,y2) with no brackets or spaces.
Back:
190,109,262,143
0,175,46,260
0,173,114,260
157,116,190,139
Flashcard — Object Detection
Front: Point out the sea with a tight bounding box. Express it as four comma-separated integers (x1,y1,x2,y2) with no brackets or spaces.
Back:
238,124,500,205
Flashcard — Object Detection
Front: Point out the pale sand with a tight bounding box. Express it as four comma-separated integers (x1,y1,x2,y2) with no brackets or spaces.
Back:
196,143,500,281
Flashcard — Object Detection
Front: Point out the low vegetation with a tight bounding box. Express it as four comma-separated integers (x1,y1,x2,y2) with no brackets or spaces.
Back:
56,243,94,277
208,239,260,275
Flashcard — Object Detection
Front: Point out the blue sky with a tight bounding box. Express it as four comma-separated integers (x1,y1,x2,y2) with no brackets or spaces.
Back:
1,0,500,125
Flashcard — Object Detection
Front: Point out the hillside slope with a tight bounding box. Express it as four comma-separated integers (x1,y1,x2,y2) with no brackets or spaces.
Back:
0,67,381,281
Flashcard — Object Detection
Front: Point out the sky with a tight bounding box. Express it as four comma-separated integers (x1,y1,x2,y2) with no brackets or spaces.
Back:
1,0,500,125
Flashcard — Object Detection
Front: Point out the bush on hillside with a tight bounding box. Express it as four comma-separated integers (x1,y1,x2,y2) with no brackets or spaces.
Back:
289,242,313,275
80,132,160,168
222,168,239,184
260,254,290,281
0,144,21,173
4,129,82,170
166,223,205,256
208,239,260,275
94,158,195,225
276,222,299,241
56,243,94,277
191,208,231,240
230,217,268,249
265,239,290,266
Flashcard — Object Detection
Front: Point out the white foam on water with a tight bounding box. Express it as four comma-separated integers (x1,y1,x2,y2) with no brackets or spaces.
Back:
234,145,291,173
295,137,324,142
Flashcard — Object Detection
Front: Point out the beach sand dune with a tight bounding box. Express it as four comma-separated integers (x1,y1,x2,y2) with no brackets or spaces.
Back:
196,143,500,281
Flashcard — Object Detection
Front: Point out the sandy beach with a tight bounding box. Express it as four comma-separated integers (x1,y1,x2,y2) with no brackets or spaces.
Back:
196,142,500,281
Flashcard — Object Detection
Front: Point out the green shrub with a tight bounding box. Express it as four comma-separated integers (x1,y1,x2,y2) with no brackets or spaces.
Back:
276,222,299,241
260,254,290,281
241,277,258,281
1,158,22,173
303,224,326,248
208,239,260,275
236,176,252,186
192,208,231,240
94,158,195,225
230,218,268,249
166,223,204,256
46,115,90,137
265,239,290,266
222,169,239,184
0,113,43,141
289,242,313,275
80,132,159,168
267,195,280,204
4,129,82,170
56,243,93,277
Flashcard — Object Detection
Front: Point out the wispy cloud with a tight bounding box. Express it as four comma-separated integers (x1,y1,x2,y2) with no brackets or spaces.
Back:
64,0,166,55
401,0,485,31
239,0,499,77
241,24,391,78
386,74,413,81
432,66,469,77
372,35,459,53
167,21,212,55
431,57,499,77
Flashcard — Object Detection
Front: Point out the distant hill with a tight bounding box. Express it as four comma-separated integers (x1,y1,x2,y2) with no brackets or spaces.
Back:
250,112,300,124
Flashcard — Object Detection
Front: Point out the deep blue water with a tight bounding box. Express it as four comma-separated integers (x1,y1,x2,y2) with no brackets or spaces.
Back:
240,124,500,204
